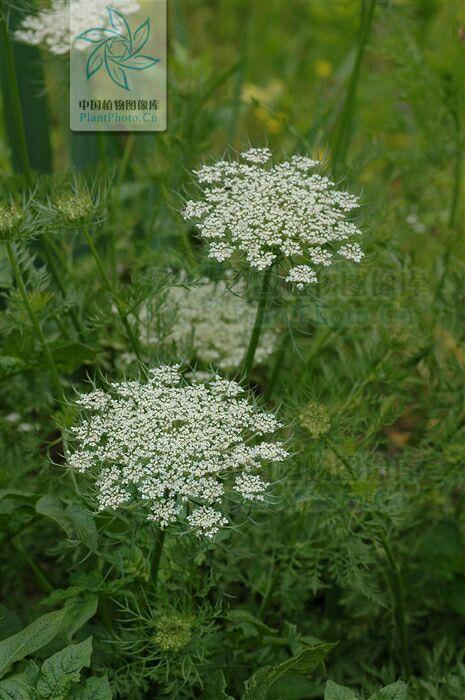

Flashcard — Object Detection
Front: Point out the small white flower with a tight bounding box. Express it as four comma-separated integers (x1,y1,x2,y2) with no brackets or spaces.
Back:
182,149,364,287
186,506,228,539
285,265,317,290
234,473,267,501
339,242,364,262
15,0,140,55
138,277,278,370
66,365,288,538
241,147,272,164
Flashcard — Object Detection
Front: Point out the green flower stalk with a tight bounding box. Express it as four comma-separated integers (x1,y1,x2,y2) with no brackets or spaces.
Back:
82,226,145,365
41,231,87,341
0,0,32,185
331,0,377,171
182,148,364,383
5,240,62,395
242,266,273,381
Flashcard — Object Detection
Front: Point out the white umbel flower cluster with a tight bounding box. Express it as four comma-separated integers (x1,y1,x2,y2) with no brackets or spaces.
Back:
67,366,288,538
139,278,278,369
15,0,140,55
183,148,364,289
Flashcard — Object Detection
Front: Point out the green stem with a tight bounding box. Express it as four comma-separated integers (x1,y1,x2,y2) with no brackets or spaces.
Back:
82,227,144,366
379,534,411,679
264,336,287,401
42,233,86,340
108,135,134,281
159,182,196,268
47,233,73,275
0,0,32,185
331,0,376,170
6,241,61,394
449,109,463,229
117,133,135,186
258,546,278,618
326,439,357,480
150,528,166,592
14,540,53,594
242,267,273,382
434,110,464,302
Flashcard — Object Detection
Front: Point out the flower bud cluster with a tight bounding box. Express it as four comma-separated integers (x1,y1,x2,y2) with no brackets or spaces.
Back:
153,614,193,652
67,365,288,538
183,148,364,288
299,401,331,438
0,203,24,242
55,193,95,225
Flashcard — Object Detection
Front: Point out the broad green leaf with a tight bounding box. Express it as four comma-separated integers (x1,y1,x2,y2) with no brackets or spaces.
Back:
0,609,68,678
268,674,318,699
70,675,112,700
0,676,35,699
243,643,336,700
227,610,274,638
0,491,36,511
0,608,22,642
36,496,71,536
35,497,97,550
41,589,83,608
64,507,97,551
0,661,39,699
325,680,359,700
36,637,92,699
204,670,234,699
62,597,98,642
369,681,408,700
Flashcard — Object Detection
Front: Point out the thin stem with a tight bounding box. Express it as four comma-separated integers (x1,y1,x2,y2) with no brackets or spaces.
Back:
14,540,54,594
434,110,463,302
117,133,135,186
0,0,32,185
449,109,463,229
47,232,73,276
150,527,166,592
264,336,287,401
331,0,376,170
326,439,357,480
379,534,411,679
82,227,145,366
258,545,278,618
159,182,196,268
108,135,135,281
242,266,273,382
6,241,61,394
264,301,305,402
42,233,86,340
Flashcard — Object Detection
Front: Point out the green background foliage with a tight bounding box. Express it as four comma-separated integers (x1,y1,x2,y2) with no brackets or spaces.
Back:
1,0,464,698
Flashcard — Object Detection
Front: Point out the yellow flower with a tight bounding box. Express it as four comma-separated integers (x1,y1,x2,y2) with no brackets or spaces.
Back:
253,106,270,124
242,79,284,105
266,112,286,135
314,59,333,78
